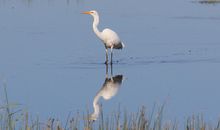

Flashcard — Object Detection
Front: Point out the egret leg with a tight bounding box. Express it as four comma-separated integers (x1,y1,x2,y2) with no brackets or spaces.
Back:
110,47,113,64
105,48,108,64
110,63,113,81
110,63,113,76
105,63,108,78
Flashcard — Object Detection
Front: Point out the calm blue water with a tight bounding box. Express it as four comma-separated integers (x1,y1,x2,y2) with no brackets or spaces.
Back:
0,0,220,125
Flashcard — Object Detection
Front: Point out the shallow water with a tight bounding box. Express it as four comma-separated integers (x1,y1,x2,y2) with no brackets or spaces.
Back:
0,0,220,124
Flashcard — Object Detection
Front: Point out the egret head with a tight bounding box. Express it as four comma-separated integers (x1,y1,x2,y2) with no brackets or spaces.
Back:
82,10,98,17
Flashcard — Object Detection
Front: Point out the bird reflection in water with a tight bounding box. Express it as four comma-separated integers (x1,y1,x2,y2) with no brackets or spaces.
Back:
89,64,124,121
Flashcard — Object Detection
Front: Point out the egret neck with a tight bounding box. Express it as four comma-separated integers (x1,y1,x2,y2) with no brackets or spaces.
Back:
92,13,103,40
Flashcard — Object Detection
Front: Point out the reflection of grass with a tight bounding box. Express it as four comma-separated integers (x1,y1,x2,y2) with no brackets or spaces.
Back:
198,0,220,4
1,85,220,130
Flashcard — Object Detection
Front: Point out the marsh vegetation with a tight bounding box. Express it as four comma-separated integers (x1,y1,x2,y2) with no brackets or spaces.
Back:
1,85,220,130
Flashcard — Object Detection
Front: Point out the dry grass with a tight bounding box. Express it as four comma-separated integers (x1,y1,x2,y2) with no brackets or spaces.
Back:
1,84,220,130
1,102,220,130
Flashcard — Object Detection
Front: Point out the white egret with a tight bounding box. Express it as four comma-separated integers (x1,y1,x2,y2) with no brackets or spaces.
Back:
89,74,123,121
89,65,123,121
82,10,125,64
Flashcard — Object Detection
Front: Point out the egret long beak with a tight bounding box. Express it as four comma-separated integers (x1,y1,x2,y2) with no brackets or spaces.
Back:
82,11,91,14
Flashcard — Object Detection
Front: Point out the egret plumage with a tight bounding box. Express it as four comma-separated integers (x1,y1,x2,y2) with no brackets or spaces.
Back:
82,10,125,64
89,64,123,121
